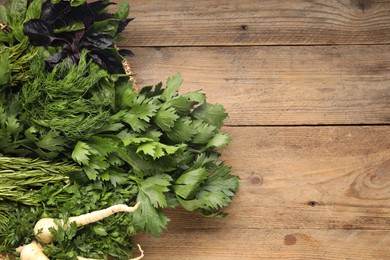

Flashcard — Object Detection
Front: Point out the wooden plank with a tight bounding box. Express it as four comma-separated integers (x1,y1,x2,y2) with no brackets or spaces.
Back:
128,45,390,126
142,126,389,230
132,126,390,258
132,229,390,259
118,0,390,46
222,126,390,231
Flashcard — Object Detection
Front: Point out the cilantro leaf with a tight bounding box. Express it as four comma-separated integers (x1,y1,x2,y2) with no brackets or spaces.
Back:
165,117,197,143
204,132,232,150
173,167,208,199
191,119,217,144
197,166,239,210
72,141,92,165
154,103,179,131
192,103,228,129
136,141,185,159
161,73,183,101
132,174,172,236
175,166,239,215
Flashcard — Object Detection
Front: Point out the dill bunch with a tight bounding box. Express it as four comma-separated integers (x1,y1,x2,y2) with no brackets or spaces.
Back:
21,50,114,140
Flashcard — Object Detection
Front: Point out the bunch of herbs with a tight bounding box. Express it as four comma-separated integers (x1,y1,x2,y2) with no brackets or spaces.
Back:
0,0,239,258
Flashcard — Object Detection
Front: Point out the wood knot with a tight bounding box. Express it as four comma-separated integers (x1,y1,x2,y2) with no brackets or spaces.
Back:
307,201,319,207
250,173,263,185
352,0,375,12
240,25,248,31
372,159,390,185
284,234,297,245
346,159,390,200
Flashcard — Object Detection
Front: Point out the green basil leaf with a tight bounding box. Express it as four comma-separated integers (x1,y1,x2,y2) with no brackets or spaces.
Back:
53,21,85,33
92,18,119,37
24,0,44,22
70,0,85,7
9,0,27,19
115,2,130,20
0,5,8,24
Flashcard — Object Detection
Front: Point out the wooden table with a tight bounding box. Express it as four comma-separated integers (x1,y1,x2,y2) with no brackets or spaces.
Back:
119,0,390,259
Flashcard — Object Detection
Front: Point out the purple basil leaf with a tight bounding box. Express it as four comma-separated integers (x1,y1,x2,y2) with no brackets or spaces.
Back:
83,33,113,50
89,1,116,14
45,52,63,70
97,12,115,21
88,52,104,67
118,49,134,57
41,0,70,26
90,49,125,74
70,5,96,29
117,18,133,33
23,19,63,47
71,30,85,51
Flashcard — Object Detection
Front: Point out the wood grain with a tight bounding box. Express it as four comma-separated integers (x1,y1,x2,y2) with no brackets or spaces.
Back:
128,45,390,126
117,0,390,46
132,126,390,258
133,229,390,260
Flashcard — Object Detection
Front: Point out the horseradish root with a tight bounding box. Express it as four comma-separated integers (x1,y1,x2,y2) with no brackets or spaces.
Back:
16,241,48,260
34,202,141,244
17,242,144,260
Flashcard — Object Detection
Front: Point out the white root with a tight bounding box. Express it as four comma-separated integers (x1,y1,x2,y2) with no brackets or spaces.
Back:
131,244,145,260
34,202,141,244
17,241,48,260
16,242,144,260
16,202,142,260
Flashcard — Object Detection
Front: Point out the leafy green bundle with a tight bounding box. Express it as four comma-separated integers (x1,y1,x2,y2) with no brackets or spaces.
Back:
0,0,239,259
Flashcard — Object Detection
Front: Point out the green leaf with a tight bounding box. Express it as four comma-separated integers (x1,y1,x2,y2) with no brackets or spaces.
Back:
205,132,232,150
72,141,92,165
169,96,192,114
34,130,65,156
154,104,179,131
132,193,170,237
197,166,239,210
136,141,185,159
138,174,172,208
174,167,208,199
181,91,206,104
132,174,173,236
108,171,128,187
120,136,153,146
116,148,157,175
24,0,44,22
12,28,26,42
192,103,228,129
92,18,119,37
93,225,108,236
9,0,27,19
176,196,203,211
161,73,183,101
136,142,156,158
87,136,117,157
0,52,10,86
0,5,8,25
53,21,85,34
70,0,85,7
121,95,159,132
165,117,197,143
191,120,217,144
115,2,130,20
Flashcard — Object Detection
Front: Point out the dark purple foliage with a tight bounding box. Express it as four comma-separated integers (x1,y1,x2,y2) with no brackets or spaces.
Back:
23,0,133,74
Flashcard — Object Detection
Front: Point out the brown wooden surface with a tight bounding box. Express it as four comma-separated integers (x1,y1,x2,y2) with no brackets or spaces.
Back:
129,46,390,126
119,0,390,46
125,0,390,259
